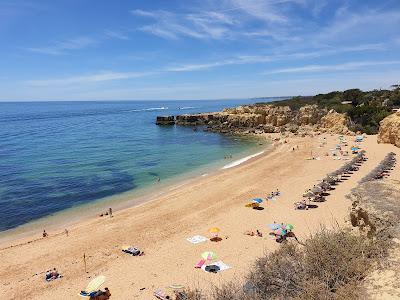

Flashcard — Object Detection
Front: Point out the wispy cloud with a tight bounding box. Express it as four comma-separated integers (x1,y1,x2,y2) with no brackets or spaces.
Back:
265,60,400,74
27,37,95,55
132,9,235,40
226,0,289,23
166,43,385,72
104,30,129,40
25,43,388,87
27,71,155,86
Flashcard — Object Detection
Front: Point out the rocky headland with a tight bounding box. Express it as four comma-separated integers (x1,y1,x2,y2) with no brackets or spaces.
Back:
157,104,353,136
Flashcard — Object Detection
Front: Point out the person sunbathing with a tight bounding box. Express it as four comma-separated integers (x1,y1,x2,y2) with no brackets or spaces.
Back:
256,230,263,237
244,230,255,236
294,200,307,210
89,288,111,300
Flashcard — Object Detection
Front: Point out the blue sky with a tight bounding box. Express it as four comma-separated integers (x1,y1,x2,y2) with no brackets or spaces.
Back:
1,0,400,100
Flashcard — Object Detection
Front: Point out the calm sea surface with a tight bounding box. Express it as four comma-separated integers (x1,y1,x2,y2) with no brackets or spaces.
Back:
0,99,276,232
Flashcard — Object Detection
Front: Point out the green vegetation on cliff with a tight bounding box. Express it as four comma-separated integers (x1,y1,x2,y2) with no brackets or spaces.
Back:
263,85,400,134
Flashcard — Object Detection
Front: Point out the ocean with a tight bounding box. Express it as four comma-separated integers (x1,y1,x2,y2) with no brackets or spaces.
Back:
0,99,272,233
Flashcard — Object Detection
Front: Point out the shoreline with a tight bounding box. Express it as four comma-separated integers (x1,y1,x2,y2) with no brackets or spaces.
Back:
2,133,398,300
0,137,270,247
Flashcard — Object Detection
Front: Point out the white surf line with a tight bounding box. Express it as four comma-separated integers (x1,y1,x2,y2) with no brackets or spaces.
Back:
222,151,265,169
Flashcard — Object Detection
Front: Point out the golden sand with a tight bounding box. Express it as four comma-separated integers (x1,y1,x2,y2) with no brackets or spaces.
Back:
1,134,399,299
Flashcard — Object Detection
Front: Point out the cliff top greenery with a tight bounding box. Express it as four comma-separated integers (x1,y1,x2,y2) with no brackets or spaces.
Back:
260,85,400,134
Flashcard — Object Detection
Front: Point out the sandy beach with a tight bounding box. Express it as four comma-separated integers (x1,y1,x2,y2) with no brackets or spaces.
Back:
1,133,399,300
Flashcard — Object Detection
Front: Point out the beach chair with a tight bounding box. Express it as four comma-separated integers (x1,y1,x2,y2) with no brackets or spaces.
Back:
154,289,170,299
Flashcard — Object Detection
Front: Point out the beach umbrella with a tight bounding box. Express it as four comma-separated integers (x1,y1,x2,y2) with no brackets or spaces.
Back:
276,228,287,236
252,198,263,204
84,275,106,293
303,191,315,198
168,283,185,291
208,227,221,234
311,186,323,193
267,223,281,230
201,251,217,261
285,224,294,231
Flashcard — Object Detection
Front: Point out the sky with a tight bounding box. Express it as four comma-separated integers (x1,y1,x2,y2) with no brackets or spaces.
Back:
0,0,400,101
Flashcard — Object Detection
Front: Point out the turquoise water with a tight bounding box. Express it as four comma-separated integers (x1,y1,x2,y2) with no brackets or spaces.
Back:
0,99,273,232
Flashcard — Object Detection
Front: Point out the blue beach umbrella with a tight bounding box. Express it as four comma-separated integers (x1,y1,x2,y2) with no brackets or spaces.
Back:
351,147,359,151
267,223,281,230
252,198,263,204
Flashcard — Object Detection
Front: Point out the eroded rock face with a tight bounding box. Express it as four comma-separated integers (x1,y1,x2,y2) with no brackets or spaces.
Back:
296,105,327,125
319,109,352,134
378,112,400,147
156,116,175,125
159,103,355,135
348,180,400,240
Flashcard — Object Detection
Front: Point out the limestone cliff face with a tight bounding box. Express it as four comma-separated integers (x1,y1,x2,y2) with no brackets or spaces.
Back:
378,112,400,147
319,109,352,134
296,105,327,125
164,103,354,135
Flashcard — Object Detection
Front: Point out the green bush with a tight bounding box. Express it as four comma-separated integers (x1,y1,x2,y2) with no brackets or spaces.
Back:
186,228,387,300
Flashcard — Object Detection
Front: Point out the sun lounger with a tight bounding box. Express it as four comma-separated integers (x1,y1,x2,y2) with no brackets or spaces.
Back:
195,259,206,268
154,289,170,300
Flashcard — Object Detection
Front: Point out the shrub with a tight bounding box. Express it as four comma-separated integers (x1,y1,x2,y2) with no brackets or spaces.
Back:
186,228,386,300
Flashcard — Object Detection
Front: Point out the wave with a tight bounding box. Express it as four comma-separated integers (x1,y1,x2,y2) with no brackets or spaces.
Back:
222,151,265,169
129,107,169,112
178,106,196,110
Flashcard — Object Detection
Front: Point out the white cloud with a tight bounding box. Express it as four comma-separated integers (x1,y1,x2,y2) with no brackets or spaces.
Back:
27,71,155,86
27,37,95,55
24,43,388,87
131,8,237,40
104,30,129,40
226,0,288,23
265,60,400,74
166,44,385,72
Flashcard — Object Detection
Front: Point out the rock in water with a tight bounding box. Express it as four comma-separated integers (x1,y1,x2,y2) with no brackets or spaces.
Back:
156,116,175,125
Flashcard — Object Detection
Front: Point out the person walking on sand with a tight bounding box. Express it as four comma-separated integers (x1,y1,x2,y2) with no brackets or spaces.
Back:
43,230,48,238
65,229,69,237
109,208,112,218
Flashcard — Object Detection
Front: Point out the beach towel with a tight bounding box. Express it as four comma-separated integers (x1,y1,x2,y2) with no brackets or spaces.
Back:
201,261,231,272
195,259,206,268
186,235,207,244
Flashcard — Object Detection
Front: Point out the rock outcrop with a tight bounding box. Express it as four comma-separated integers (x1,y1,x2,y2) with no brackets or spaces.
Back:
157,103,354,135
156,116,175,125
378,112,400,147
319,109,352,134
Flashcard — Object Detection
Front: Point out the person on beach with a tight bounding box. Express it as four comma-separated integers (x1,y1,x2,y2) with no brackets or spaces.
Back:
157,177,160,182
109,208,112,218
65,229,69,236
43,230,48,238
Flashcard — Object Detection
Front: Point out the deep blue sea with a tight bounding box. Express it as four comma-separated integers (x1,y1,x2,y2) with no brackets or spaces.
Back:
0,99,274,232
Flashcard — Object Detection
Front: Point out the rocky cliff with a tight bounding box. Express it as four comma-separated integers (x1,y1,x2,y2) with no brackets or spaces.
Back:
378,111,400,147
164,104,353,135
